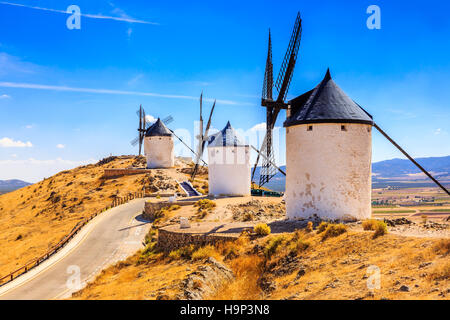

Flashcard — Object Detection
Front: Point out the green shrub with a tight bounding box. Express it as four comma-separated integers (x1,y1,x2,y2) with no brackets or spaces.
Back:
288,238,310,255
264,235,286,258
321,223,347,240
254,223,271,236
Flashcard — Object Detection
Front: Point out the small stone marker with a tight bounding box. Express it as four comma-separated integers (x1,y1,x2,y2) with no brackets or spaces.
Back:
180,217,190,229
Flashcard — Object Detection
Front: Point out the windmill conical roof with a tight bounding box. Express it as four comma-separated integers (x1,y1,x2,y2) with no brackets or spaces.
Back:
145,118,172,137
208,121,248,147
284,69,373,127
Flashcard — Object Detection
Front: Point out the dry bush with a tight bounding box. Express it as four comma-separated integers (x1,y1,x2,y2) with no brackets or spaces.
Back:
191,245,220,260
373,221,388,238
363,219,388,238
433,239,450,256
429,262,450,281
254,223,271,236
194,199,216,212
421,215,428,224
305,221,313,233
321,224,347,240
168,245,195,260
317,222,329,233
362,219,379,231
288,237,310,254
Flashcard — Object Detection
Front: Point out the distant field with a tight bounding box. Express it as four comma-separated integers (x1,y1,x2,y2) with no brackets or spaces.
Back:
419,209,450,213
372,210,416,214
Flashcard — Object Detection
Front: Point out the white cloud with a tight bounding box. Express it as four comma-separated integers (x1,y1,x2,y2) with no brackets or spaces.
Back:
0,158,96,182
24,124,34,129
250,122,267,132
145,114,157,124
0,82,253,106
127,27,133,39
0,1,158,25
56,144,65,149
0,94,10,99
0,137,33,148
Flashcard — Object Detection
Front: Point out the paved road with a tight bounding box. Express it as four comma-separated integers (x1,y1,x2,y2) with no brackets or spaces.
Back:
0,198,151,300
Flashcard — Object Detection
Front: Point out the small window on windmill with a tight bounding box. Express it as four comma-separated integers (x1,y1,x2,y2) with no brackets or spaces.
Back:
307,125,313,131
341,125,347,132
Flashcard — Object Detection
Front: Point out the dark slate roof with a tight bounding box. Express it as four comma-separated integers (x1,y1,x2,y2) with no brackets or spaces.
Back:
208,121,248,147
284,69,373,127
145,118,172,137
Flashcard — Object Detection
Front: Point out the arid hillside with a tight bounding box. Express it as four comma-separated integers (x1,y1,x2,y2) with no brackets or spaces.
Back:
0,156,194,278
71,224,449,300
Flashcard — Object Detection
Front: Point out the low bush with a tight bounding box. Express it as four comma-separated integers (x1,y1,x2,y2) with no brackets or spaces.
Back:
254,223,271,236
321,223,347,240
264,235,287,258
362,219,388,238
305,221,313,233
317,222,329,233
194,199,216,212
288,237,310,254
433,239,450,256
373,221,388,238
191,245,219,260
168,245,195,260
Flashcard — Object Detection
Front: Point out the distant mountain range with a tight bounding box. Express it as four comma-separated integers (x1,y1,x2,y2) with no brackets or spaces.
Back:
0,180,32,194
254,156,450,192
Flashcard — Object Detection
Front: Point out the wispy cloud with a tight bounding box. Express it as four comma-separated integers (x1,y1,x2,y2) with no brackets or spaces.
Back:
56,144,65,149
0,94,10,99
0,137,33,148
0,1,158,25
0,81,253,106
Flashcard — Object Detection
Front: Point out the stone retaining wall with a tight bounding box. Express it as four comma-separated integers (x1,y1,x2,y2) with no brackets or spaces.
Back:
157,228,237,252
143,200,197,220
103,168,152,178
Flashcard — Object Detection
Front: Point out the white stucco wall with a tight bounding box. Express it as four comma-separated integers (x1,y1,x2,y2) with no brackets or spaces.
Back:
144,136,174,169
285,123,372,221
208,146,251,196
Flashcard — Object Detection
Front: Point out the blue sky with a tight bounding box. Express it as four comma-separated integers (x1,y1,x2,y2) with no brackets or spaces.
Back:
0,0,449,182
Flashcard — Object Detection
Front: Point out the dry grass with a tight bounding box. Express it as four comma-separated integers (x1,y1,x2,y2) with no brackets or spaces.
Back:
208,255,264,300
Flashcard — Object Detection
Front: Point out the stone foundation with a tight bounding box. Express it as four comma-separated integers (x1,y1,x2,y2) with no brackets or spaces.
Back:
157,228,237,252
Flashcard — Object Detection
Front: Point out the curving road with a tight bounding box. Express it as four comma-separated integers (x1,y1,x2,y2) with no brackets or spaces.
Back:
0,198,151,300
